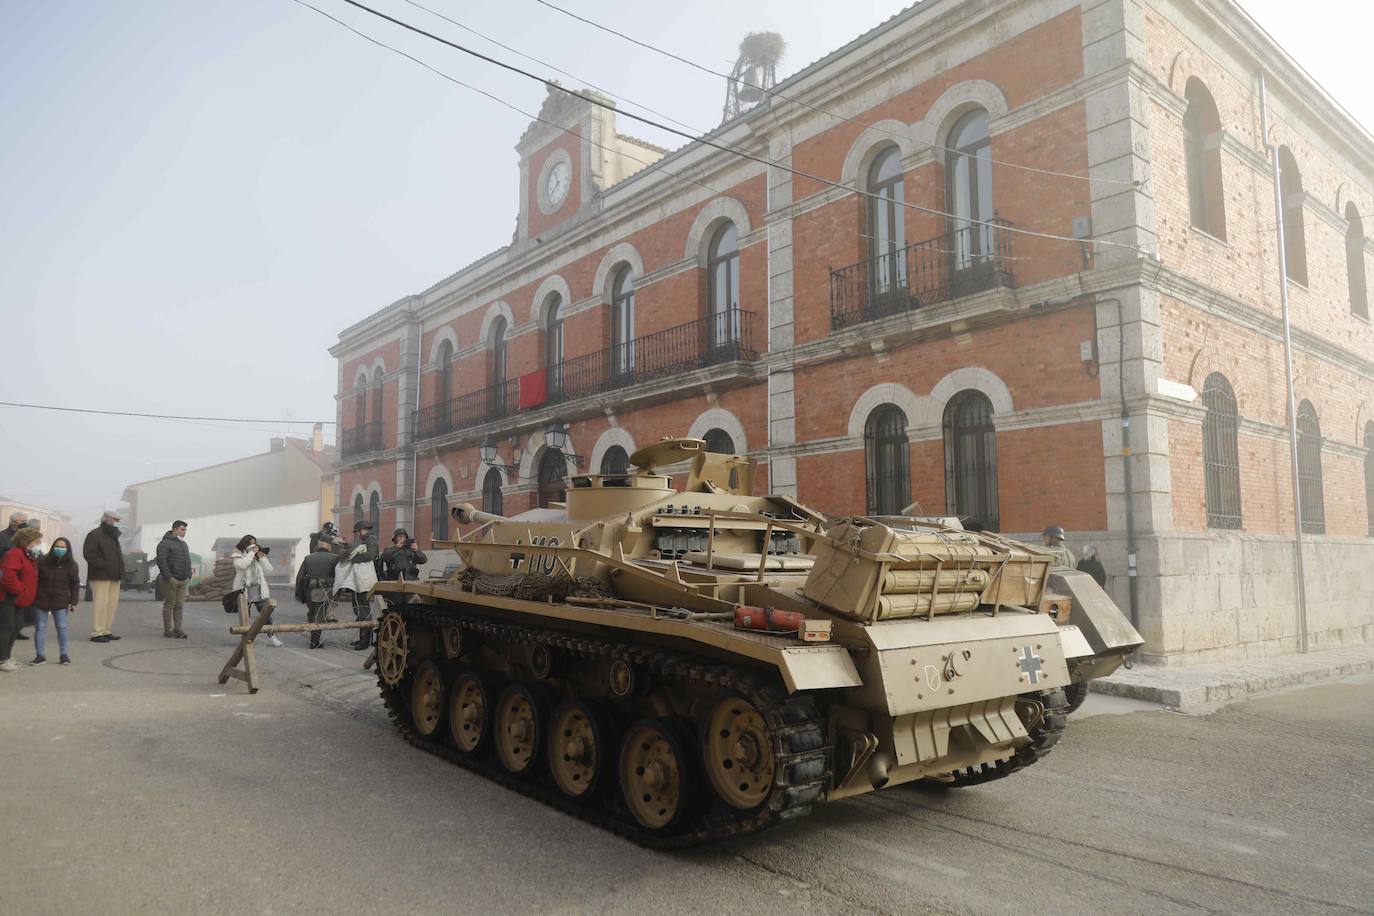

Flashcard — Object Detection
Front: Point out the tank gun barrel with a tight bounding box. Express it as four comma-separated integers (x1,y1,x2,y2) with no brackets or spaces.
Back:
451,502,509,527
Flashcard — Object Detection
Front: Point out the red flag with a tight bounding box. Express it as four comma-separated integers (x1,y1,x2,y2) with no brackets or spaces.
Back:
519,368,547,409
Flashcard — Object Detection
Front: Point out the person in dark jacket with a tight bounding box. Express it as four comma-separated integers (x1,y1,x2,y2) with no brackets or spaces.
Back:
83,511,125,642
32,536,81,665
341,520,379,651
381,528,427,581
295,542,339,649
155,521,192,639
0,528,43,671
1077,544,1108,589
0,511,25,554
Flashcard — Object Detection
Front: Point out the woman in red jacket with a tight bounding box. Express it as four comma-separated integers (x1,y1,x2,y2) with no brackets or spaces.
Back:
32,536,81,665
0,528,43,672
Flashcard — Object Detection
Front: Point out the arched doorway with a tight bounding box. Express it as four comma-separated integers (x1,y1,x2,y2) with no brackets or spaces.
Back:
537,449,567,508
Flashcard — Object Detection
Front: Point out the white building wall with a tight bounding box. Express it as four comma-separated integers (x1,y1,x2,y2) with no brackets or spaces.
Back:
136,500,321,577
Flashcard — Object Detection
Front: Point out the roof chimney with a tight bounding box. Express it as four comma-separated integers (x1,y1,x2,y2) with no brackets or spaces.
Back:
311,423,324,452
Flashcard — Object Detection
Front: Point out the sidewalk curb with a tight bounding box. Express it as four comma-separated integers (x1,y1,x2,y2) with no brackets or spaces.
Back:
1089,646,1374,708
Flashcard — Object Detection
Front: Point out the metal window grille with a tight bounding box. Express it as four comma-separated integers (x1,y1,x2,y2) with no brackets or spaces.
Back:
368,492,381,533
430,479,449,542
600,445,630,475
1202,374,1242,529
943,391,999,530
353,495,364,530
1347,205,1368,320
1365,423,1374,537
482,469,503,516
1296,400,1324,534
865,405,910,516
703,429,735,455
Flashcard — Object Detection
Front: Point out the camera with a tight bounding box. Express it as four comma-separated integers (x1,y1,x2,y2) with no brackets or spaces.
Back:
259,546,271,556
405,538,415,549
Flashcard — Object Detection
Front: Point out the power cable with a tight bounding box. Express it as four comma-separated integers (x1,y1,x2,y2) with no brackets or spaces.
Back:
293,0,1095,269
0,401,336,425
329,0,1154,255
532,0,1140,188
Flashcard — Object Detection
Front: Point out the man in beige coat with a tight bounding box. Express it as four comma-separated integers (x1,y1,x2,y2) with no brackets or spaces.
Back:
82,511,125,642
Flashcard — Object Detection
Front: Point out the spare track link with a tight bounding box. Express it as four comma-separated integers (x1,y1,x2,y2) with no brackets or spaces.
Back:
924,686,1069,788
376,603,830,848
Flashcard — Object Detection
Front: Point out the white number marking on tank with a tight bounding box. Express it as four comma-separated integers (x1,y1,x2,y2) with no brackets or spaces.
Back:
1017,645,1044,684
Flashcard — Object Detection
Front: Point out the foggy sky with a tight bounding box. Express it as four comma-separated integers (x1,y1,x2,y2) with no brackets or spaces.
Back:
1,0,1369,525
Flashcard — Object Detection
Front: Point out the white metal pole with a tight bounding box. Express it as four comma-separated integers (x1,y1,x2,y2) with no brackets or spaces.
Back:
1258,71,1309,653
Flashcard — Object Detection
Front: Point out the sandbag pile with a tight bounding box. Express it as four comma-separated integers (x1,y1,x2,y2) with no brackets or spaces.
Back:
188,557,236,601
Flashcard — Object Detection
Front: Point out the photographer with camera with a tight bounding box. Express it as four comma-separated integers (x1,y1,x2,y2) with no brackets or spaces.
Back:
231,535,282,648
381,528,427,582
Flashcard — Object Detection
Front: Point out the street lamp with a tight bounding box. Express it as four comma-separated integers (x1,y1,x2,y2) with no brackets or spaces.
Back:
480,436,519,474
544,420,583,468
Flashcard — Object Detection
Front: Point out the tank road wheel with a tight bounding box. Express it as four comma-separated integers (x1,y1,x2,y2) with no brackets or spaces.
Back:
374,612,409,687
407,659,447,739
441,624,466,660
702,695,776,811
495,683,549,777
448,670,495,757
548,700,612,799
620,719,692,832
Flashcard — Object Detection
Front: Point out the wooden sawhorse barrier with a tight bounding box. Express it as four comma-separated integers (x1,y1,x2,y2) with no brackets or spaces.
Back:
217,593,380,694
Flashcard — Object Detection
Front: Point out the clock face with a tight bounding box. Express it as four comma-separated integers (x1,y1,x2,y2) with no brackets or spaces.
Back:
545,159,570,207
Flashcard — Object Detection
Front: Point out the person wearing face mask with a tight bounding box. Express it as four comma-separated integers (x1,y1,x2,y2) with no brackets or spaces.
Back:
32,537,80,665
0,528,42,671
156,520,192,639
82,511,126,643
231,535,283,647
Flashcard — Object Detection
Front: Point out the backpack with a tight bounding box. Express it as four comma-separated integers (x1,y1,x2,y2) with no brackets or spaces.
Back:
222,589,244,614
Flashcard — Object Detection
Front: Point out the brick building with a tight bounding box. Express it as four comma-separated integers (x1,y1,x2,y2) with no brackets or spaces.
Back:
329,0,1374,665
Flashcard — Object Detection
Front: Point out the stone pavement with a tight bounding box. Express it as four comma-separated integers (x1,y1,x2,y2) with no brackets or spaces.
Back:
1092,644,1374,708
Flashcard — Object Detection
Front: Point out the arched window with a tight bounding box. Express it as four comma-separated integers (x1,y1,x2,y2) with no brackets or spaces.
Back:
947,109,993,269
1347,202,1368,319
703,428,735,454
600,445,630,475
544,294,564,397
611,266,636,377
1278,147,1308,286
430,478,449,543
943,390,999,531
537,449,567,508
1296,400,1324,534
707,222,740,350
371,369,384,448
867,146,906,297
368,491,381,533
864,405,910,516
1183,79,1226,239
353,494,364,530
1364,422,1374,537
482,469,504,516
1202,373,1242,529
488,316,508,412
436,340,454,406
354,373,368,430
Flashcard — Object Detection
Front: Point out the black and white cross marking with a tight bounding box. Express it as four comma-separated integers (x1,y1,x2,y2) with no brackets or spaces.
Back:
1017,645,1044,684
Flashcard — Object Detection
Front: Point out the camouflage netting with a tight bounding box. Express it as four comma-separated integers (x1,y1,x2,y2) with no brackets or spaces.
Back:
459,568,610,602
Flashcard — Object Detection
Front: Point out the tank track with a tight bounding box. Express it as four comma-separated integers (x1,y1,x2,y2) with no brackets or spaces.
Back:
920,686,1069,788
376,603,830,848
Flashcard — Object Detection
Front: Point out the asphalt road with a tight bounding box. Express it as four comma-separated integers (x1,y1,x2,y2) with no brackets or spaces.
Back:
2,594,1370,915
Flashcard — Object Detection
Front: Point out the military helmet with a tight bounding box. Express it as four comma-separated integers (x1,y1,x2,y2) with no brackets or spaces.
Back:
353,520,373,533
1042,524,1066,539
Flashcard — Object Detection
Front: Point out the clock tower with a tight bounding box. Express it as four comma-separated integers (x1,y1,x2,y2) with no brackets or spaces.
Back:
514,83,667,244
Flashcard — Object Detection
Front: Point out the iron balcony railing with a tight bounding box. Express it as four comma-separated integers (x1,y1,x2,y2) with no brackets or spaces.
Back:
829,219,1015,330
340,421,384,458
414,308,757,442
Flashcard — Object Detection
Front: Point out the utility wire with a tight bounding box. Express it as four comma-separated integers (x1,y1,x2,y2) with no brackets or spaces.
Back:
0,401,336,425
331,0,1153,255
395,0,709,136
292,0,1082,266
533,0,1140,189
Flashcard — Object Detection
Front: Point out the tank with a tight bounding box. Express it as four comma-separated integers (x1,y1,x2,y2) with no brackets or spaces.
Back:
371,437,1142,846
